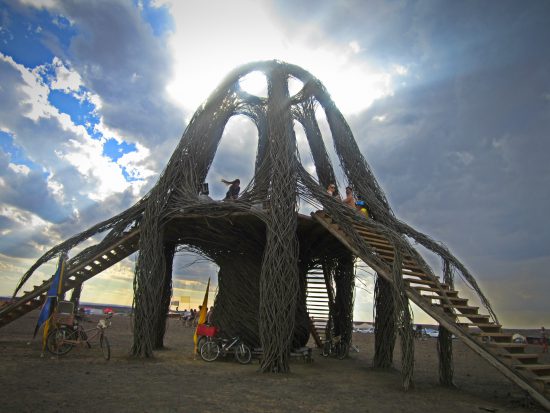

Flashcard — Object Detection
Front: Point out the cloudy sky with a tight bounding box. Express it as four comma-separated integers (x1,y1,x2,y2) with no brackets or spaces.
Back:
0,0,548,327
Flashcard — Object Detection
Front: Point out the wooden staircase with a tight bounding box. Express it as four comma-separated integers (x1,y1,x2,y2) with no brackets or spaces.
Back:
306,269,333,347
0,228,140,329
312,210,550,410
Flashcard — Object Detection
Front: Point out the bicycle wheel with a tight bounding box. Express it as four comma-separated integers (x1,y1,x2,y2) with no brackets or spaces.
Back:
336,342,348,360
46,327,76,356
100,335,111,361
234,343,252,364
200,340,220,362
197,336,206,351
321,341,331,357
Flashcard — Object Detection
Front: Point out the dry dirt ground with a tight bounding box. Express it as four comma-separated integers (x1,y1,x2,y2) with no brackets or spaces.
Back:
0,312,548,413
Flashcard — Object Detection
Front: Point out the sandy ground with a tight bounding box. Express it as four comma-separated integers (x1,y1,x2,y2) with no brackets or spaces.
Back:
0,312,548,413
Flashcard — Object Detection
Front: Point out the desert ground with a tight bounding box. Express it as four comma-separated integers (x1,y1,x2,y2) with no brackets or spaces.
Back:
0,311,548,413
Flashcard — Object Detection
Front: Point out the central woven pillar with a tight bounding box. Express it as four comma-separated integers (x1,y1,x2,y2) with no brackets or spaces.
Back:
258,66,299,373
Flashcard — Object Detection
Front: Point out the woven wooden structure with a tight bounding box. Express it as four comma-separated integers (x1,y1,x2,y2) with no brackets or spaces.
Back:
13,60,500,385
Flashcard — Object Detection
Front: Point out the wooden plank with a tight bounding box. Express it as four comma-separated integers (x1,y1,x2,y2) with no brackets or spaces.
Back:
501,353,539,361
515,365,550,371
414,286,459,296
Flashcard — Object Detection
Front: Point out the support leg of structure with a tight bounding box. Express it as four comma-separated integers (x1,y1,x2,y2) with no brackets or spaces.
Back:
391,251,415,390
438,325,454,386
69,281,83,309
438,259,455,386
132,226,166,357
373,276,396,368
153,243,175,350
334,253,355,355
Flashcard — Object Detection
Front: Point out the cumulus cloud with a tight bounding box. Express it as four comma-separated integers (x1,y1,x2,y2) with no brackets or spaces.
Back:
52,0,184,147
0,0,188,266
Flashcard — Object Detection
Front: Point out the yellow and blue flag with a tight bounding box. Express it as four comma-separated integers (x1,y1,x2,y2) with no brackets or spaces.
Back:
33,254,67,348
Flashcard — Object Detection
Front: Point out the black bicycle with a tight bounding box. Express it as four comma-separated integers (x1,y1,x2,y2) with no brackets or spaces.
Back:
200,335,252,364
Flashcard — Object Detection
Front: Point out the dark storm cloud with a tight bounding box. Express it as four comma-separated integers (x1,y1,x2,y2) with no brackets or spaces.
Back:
54,0,184,146
329,3,550,325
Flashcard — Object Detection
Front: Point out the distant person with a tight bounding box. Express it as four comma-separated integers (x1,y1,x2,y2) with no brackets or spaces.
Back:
343,186,356,208
206,306,214,325
222,178,240,200
542,327,548,353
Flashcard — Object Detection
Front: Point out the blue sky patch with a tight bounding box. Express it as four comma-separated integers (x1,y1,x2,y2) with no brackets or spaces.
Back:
47,89,100,137
137,0,174,37
103,138,137,162
0,130,41,171
0,6,75,69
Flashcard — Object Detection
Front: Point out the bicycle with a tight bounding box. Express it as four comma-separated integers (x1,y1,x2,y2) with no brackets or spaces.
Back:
200,335,252,364
46,313,113,360
322,334,348,360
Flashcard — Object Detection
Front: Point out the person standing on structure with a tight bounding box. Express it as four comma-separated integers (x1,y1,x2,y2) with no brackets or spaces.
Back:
343,186,356,208
222,179,240,200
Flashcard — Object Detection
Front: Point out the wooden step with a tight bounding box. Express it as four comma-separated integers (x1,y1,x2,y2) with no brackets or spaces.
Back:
403,278,449,291
425,295,468,305
487,342,527,350
500,353,539,363
471,332,513,342
404,278,437,286
534,376,550,383
413,286,458,296
435,304,479,314
514,365,550,374
455,313,490,320
402,270,436,280
351,226,392,244
460,323,502,332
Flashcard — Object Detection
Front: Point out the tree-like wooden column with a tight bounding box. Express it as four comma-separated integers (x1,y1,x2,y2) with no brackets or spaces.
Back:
333,252,355,354
373,275,396,368
258,66,299,373
438,259,454,386
154,242,175,349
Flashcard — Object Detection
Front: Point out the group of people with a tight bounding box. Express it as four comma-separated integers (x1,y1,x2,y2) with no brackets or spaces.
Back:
214,178,372,219
181,306,215,327
214,179,371,218
181,308,199,327
327,183,369,218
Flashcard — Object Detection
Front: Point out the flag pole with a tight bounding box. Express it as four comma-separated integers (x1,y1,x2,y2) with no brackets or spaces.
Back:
193,277,211,359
